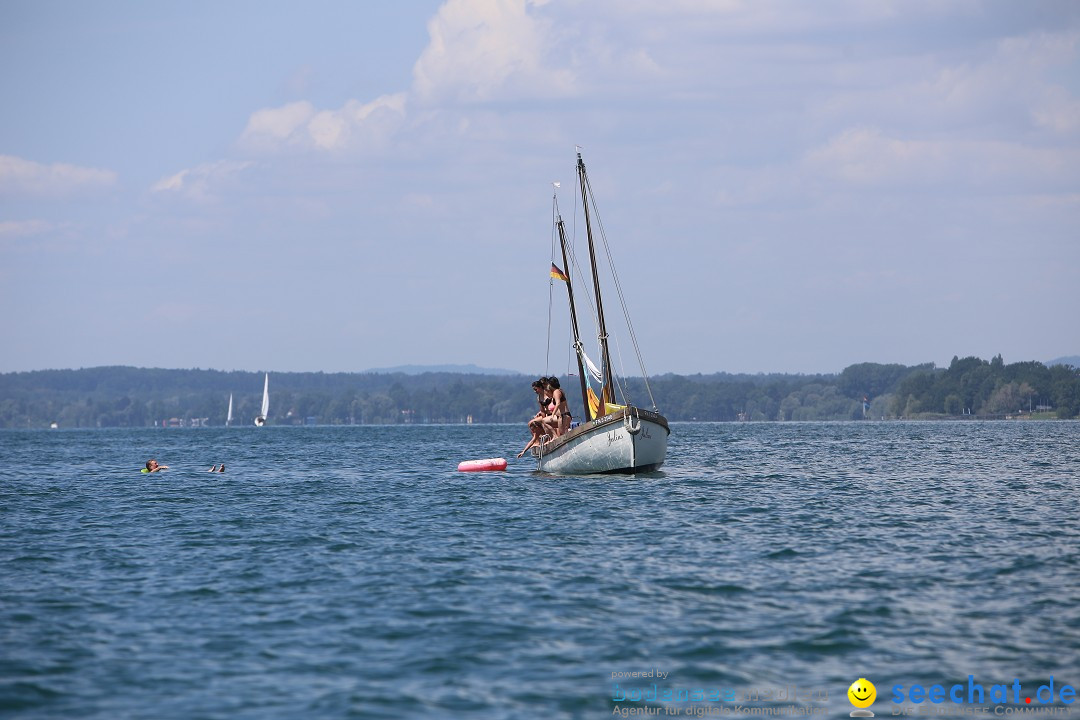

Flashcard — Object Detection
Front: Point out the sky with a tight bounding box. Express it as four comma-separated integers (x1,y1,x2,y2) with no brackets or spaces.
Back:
1,0,1078,377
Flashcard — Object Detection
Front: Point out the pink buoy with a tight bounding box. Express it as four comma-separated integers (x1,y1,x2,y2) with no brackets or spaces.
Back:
457,457,508,472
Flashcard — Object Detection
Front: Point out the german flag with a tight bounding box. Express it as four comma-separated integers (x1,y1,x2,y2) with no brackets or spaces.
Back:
550,263,569,282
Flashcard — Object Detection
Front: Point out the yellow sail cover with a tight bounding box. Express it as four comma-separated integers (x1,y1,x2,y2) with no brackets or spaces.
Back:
586,386,624,419
587,387,601,420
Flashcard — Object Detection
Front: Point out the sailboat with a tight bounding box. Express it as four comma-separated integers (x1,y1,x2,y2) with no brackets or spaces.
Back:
226,393,234,426
531,152,670,474
254,373,269,426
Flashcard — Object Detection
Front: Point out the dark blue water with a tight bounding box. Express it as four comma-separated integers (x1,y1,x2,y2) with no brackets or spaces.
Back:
2,422,1078,719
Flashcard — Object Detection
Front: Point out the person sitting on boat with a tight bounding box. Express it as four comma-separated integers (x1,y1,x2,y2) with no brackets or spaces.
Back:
517,379,554,457
544,376,572,437
532,378,556,428
145,459,168,472
539,377,562,434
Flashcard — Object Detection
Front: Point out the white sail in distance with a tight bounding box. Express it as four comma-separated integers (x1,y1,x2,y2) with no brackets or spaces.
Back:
255,374,269,426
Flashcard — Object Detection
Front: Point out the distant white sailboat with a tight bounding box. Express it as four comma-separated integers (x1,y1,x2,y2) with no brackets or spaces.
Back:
226,393,234,426
254,374,269,426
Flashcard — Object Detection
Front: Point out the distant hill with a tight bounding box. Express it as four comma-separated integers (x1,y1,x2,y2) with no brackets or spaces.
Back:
1047,356,1080,367
363,363,524,376
1,357,1077,427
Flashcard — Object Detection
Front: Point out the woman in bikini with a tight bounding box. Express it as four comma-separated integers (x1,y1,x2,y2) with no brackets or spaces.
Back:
517,379,555,457
544,376,572,437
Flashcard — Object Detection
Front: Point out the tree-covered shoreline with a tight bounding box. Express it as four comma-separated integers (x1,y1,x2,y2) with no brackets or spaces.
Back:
1,356,1077,429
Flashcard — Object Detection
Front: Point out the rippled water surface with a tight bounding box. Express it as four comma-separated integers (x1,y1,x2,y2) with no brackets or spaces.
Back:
2,422,1078,719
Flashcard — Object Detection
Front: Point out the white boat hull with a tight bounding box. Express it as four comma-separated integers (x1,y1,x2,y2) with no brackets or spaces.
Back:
534,406,669,475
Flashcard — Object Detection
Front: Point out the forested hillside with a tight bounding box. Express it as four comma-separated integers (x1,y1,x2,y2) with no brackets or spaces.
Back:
0,356,1077,428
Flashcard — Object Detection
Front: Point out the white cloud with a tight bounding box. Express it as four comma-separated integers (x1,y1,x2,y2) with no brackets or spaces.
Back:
0,155,116,195
238,94,406,154
235,0,578,157
1033,84,1080,134
808,28,1080,141
151,160,252,201
227,2,1080,206
802,126,1080,192
237,101,316,152
803,127,940,186
0,219,56,239
412,0,573,104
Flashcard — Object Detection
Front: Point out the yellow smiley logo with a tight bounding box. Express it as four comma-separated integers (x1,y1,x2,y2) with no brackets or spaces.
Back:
848,678,877,708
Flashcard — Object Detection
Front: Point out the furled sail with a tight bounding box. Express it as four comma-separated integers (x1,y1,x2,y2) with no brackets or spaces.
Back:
580,348,623,418
581,349,603,384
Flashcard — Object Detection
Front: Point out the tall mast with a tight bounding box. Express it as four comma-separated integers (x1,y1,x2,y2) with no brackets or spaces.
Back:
555,207,590,419
577,152,615,409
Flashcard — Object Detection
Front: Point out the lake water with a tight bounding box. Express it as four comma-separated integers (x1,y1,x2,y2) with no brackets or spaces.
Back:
1,422,1078,719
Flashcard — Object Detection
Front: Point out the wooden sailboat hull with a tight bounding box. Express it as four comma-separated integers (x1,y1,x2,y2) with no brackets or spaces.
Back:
534,406,669,475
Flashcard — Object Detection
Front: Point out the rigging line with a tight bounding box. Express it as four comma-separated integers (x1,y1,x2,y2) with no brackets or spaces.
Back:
546,196,560,374
565,224,598,331
564,173,603,368
552,197,583,389
565,323,576,383
570,163,610,376
558,194,606,403
581,172,659,410
610,331,632,406
556,192,595,382
562,256,593,377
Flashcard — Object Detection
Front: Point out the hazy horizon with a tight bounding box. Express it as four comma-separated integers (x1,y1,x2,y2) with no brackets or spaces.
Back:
4,353,1078,379
2,2,1077,375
